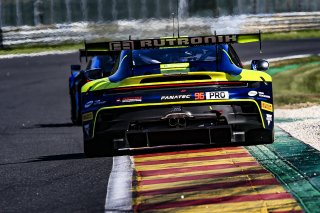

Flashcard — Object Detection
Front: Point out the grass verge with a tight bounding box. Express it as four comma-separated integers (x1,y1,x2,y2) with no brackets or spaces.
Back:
0,43,82,55
269,56,320,107
263,29,320,40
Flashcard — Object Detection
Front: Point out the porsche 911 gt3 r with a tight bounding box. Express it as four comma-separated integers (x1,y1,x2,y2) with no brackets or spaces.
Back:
80,33,273,157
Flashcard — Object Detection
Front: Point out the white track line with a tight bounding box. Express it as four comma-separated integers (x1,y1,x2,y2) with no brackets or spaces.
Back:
243,53,320,65
266,54,320,62
0,50,77,60
105,155,133,212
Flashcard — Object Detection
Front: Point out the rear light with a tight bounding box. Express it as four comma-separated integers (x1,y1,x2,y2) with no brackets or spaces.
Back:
110,81,247,92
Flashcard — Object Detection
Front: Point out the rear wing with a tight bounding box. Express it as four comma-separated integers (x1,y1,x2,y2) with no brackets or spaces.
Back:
80,32,262,61
79,49,120,62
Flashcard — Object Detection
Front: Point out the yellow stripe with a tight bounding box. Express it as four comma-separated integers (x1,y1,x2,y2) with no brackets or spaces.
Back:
134,184,287,206
136,173,274,191
153,199,301,213
222,49,234,64
135,156,256,171
139,165,264,181
82,70,272,92
134,148,247,163
238,34,260,43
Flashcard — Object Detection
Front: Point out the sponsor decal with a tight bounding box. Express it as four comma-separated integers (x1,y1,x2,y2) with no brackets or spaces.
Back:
258,92,271,99
82,112,93,122
195,92,205,100
84,100,93,108
109,40,134,51
205,91,229,100
261,101,273,112
108,35,237,51
161,94,192,101
266,114,273,126
122,96,142,103
248,91,270,98
248,91,258,97
94,100,106,106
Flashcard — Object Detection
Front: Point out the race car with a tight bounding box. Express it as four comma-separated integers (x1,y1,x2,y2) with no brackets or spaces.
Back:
68,51,118,125
80,33,273,157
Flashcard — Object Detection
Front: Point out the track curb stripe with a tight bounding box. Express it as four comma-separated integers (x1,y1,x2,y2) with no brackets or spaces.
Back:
137,178,279,196
134,147,243,158
139,165,263,181
135,184,288,205
137,161,259,177
139,168,269,185
135,156,255,171
135,152,251,166
273,210,303,213
273,211,304,213
132,145,303,212
133,192,294,211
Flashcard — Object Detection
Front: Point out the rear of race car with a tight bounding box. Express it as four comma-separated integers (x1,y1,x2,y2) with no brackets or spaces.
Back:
80,34,274,156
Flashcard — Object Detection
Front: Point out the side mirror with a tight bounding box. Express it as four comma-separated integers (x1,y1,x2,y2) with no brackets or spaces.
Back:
85,68,104,80
251,60,269,71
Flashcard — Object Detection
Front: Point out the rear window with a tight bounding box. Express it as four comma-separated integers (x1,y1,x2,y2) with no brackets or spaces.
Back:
132,46,217,67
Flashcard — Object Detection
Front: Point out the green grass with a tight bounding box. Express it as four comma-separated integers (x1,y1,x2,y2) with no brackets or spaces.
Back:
0,43,83,55
263,30,320,40
270,57,320,106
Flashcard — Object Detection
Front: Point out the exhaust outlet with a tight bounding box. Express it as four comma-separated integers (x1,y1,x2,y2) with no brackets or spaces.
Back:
168,118,178,127
177,118,186,127
162,112,193,128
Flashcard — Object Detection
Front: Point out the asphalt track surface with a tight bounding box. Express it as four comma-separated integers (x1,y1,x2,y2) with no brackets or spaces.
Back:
0,39,319,212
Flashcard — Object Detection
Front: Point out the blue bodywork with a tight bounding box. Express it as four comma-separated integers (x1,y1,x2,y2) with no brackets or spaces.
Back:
109,44,242,82
68,55,117,124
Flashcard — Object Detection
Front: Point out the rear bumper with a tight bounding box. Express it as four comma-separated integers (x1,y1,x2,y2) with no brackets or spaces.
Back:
126,126,231,147
91,101,273,148
125,126,273,148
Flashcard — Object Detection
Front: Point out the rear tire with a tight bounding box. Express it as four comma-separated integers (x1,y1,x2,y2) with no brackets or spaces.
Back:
70,92,82,125
70,91,76,124
84,137,115,157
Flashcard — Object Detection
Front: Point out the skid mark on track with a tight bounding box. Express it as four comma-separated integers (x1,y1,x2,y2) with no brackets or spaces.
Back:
132,147,302,212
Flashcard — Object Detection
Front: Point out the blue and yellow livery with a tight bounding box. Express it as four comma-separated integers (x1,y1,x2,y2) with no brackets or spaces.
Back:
80,33,273,157
68,50,119,125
